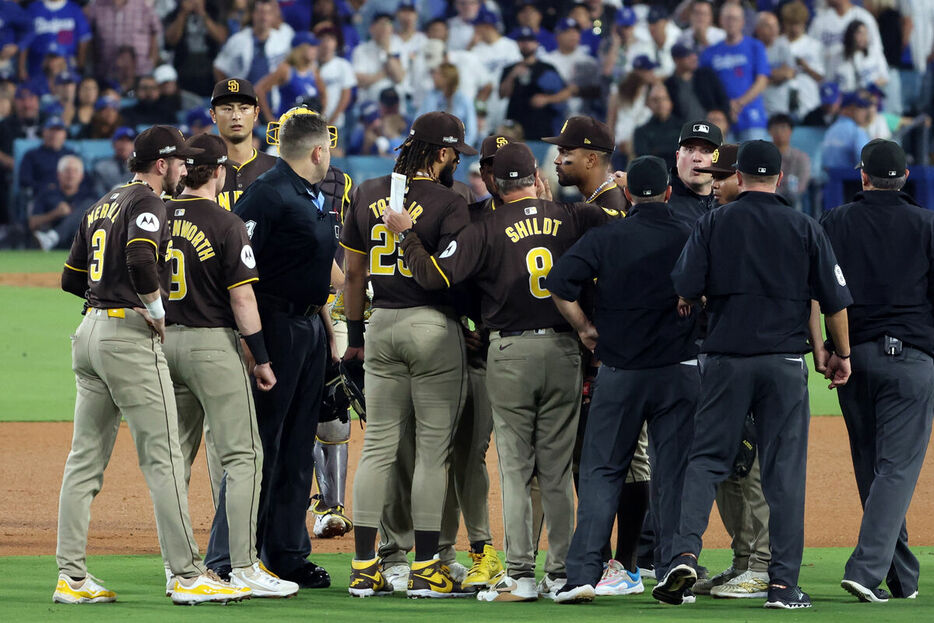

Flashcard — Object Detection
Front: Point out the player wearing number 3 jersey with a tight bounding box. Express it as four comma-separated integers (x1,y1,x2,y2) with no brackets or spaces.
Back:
383,142,608,600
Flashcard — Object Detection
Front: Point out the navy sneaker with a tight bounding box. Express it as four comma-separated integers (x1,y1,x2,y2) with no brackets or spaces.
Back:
764,583,811,609
652,554,698,605
841,579,890,603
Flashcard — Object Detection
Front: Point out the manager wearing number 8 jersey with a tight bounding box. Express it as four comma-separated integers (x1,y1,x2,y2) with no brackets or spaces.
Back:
383,142,608,600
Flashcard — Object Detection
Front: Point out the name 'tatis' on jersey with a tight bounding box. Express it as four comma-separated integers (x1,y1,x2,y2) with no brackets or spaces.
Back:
65,181,170,309
340,176,470,309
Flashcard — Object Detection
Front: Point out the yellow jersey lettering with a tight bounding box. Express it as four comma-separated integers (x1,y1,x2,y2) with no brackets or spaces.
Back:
191,230,206,249
407,201,423,222
369,197,389,219
107,203,120,222
552,219,562,237
530,218,541,235
197,247,216,262
505,226,519,243
514,220,529,238
542,217,553,235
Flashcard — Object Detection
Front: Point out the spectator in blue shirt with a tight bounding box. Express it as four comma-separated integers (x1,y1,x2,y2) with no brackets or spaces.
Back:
0,0,33,81
19,116,75,197
509,2,557,52
21,0,91,79
415,61,477,148
820,91,872,169
30,153,95,251
699,3,771,141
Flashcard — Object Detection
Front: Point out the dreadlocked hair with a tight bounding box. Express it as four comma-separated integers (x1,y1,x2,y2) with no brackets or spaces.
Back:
394,138,443,178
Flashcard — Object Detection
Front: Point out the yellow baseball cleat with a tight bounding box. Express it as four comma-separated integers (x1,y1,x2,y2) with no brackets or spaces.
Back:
407,558,474,598
52,573,117,604
462,544,506,588
348,557,393,597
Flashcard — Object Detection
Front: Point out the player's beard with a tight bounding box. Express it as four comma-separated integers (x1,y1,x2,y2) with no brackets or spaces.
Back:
555,167,579,188
439,160,456,188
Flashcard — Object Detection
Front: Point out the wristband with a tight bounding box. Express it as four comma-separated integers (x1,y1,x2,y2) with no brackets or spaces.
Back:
837,352,851,359
347,319,365,348
144,297,165,320
398,228,413,242
243,330,270,365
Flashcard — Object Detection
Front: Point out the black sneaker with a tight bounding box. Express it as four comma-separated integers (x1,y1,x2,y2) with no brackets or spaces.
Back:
652,554,698,605
841,579,891,603
764,583,811,609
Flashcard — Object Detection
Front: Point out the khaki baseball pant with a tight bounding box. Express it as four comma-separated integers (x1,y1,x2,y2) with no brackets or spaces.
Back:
715,455,771,573
352,306,466,530
164,325,264,570
57,309,204,579
486,329,582,579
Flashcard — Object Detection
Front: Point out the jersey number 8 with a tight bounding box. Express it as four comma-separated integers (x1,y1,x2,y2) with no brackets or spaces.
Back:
526,247,553,299
370,224,413,277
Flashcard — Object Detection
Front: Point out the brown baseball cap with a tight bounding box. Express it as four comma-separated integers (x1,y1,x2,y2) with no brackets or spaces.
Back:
184,134,228,166
132,125,202,161
479,135,512,163
406,111,479,155
695,143,739,178
493,142,536,180
542,116,615,153
211,78,259,106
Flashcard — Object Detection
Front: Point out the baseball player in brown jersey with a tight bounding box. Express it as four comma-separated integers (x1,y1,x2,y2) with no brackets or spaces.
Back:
162,133,299,599
54,126,249,606
547,116,652,593
383,142,609,602
340,111,475,598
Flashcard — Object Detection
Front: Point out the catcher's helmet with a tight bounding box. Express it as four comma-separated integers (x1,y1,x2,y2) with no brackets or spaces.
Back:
339,359,365,422
266,105,338,148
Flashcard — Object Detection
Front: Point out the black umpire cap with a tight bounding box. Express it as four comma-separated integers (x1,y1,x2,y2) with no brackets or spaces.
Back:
695,143,740,178
211,78,259,107
406,111,479,155
493,142,537,180
542,116,615,153
856,138,907,178
679,120,723,148
735,140,782,176
132,125,202,161
626,156,670,197
479,135,512,164
185,133,228,166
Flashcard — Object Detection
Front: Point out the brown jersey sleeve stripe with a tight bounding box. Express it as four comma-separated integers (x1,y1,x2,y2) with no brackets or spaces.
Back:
227,277,259,290
64,262,88,273
429,256,451,288
339,241,366,255
126,237,159,250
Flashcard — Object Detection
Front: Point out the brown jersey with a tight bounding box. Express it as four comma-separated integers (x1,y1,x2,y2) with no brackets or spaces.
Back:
340,175,470,309
216,148,277,210
590,182,628,218
65,181,171,309
164,195,259,328
400,196,608,331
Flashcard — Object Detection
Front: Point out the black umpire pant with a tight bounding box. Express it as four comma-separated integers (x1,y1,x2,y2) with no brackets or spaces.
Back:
838,340,934,596
205,309,327,574
566,362,699,586
672,353,809,587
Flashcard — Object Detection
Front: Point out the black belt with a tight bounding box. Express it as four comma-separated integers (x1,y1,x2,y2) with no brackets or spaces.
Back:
498,325,573,338
257,293,322,317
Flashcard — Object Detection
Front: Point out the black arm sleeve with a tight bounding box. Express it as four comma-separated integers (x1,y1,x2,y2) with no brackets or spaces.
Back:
126,240,160,294
61,268,87,299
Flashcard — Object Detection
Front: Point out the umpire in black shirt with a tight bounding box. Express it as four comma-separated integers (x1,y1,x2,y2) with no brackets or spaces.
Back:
820,139,934,603
547,156,700,604
655,141,854,609
229,110,337,587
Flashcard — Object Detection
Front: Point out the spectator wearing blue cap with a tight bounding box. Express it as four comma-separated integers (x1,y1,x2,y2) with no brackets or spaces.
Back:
500,30,573,140
447,0,481,52
779,1,826,120
861,84,892,140
0,0,32,81
165,0,228,97
213,0,294,86
567,3,604,58
600,7,642,82
78,92,124,139
471,11,521,130
803,81,842,127
25,42,70,101
544,18,600,116
676,1,725,53
92,125,136,194
629,5,681,79
86,0,162,85
50,72,79,127
19,116,76,198
820,91,872,169
21,0,90,79
256,32,326,123
664,42,730,124
0,84,41,220
30,154,96,251
508,2,557,53
700,3,771,141
186,108,215,136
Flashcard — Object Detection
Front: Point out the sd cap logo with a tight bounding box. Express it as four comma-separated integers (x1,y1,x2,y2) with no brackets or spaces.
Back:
227,79,239,93
711,149,719,163
496,137,508,148
693,123,709,133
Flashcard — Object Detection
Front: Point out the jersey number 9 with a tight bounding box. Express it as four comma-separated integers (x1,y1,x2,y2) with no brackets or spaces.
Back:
526,247,553,299
166,244,187,300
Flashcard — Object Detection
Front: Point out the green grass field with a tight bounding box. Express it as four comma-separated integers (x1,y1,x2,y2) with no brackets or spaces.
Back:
2,549,930,622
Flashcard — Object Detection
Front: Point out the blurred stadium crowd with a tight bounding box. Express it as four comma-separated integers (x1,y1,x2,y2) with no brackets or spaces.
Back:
1,0,933,247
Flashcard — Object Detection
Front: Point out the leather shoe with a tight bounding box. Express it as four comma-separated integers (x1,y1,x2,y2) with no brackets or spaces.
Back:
278,561,331,589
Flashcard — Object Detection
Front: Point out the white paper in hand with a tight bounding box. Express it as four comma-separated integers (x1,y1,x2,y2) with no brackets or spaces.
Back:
389,172,407,213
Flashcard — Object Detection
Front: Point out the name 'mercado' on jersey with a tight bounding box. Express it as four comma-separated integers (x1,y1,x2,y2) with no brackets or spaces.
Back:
64,181,170,308
216,149,278,210
164,195,259,328
340,176,470,309
399,197,609,331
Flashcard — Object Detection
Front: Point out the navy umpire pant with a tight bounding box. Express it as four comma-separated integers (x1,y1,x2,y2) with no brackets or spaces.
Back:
838,341,934,596
566,362,699,586
206,310,327,575
672,353,809,587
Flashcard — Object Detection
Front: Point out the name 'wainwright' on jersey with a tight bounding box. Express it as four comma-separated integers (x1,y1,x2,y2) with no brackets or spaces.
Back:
65,181,170,308
339,176,470,309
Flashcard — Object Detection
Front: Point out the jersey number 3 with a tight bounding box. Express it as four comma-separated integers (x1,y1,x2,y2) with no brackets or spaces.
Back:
526,247,553,299
370,224,413,277
89,229,106,282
